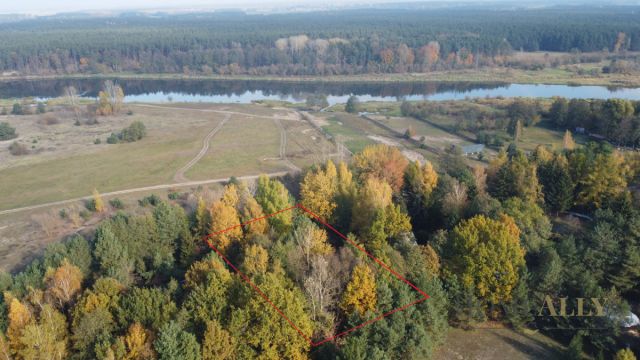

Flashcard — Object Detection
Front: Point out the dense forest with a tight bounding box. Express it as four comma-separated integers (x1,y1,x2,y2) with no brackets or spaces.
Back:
0,7,639,76
0,141,638,359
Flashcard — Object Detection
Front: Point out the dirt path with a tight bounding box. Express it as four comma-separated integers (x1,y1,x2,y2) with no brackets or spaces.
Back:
173,113,231,182
132,103,299,122
272,117,301,172
0,172,290,217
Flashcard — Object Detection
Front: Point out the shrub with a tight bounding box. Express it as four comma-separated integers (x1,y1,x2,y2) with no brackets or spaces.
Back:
36,102,46,114
9,141,29,156
139,194,161,207
120,121,147,142
94,138,101,144
0,122,17,140
106,133,119,144
79,210,91,220
11,103,23,115
109,198,125,209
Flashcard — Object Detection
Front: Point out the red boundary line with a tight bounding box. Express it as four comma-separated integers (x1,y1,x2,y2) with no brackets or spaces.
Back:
203,203,430,347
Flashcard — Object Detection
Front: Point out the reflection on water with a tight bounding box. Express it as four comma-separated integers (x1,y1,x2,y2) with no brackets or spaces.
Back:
1,79,639,103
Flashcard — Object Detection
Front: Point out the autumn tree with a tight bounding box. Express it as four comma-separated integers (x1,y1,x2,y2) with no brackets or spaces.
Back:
446,215,525,304
340,264,377,316
18,304,69,360
242,244,269,276
202,320,235,360
45,259,83,308
220,183,240,209
304,256,339,324
404,160,438,205
209,200,242,251
615,348,637,360
292,219,333,271
333,161,357,229
351,177,393,232
563,130,576,150
115,322,155,360
352,144,409,192
573,148,628,208
228,269,312,359
194,197,210,236
240,194,268,236
300,160,338,220
64,86,81,123
93,189,105,213
70,278,123,359
6,296,31,356
97,80,125,116
255,175,293,233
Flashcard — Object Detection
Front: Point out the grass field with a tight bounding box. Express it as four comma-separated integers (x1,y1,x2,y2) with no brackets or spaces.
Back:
434,326,566,360
185,115,288,180
0,103,332,211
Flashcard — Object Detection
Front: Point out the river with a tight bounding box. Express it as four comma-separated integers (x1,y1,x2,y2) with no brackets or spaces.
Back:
1,79,639,103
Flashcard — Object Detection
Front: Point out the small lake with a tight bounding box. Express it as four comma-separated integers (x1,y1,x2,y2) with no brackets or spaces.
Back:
1,79,639,104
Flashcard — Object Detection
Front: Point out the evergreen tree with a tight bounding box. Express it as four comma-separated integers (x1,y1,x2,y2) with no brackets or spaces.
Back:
155,321,201,360
345,96,360,113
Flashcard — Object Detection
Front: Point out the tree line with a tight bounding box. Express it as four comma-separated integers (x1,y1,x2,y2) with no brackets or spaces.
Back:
0,7,638,76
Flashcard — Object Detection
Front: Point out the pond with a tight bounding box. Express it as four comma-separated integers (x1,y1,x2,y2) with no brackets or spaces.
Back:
1,79,639,104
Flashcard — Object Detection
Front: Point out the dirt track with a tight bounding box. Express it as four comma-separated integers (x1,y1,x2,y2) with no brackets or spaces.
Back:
173,113,231,182
0,172,290,217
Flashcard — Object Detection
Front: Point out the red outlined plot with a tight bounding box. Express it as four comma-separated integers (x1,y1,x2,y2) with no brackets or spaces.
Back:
203,203,430,347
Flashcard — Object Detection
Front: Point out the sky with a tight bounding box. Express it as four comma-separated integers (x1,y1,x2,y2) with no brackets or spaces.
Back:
0,0,461,15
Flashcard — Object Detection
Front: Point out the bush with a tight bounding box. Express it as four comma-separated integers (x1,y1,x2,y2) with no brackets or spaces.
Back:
85,199,98,212
94,138,101,144
120,121,146,142
9,141,29,156
79,210,91,220
36,102,46,114
106,133,119,144
139,194,161,207
107,121,147,144
109,198,125,209
0,122,17,140
11,103,23,115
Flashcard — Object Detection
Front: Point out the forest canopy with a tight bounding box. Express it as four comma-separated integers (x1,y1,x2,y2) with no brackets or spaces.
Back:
0,7,638,75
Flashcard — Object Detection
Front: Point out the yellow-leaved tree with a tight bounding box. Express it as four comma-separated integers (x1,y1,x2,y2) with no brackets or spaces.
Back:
202,320,236,360
93,189,105,213
351,177,393,232
576,151,628,208
340,264,377,316
45,259,84,308
209,200,242,251
300,160,338,220
447,214,525,304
